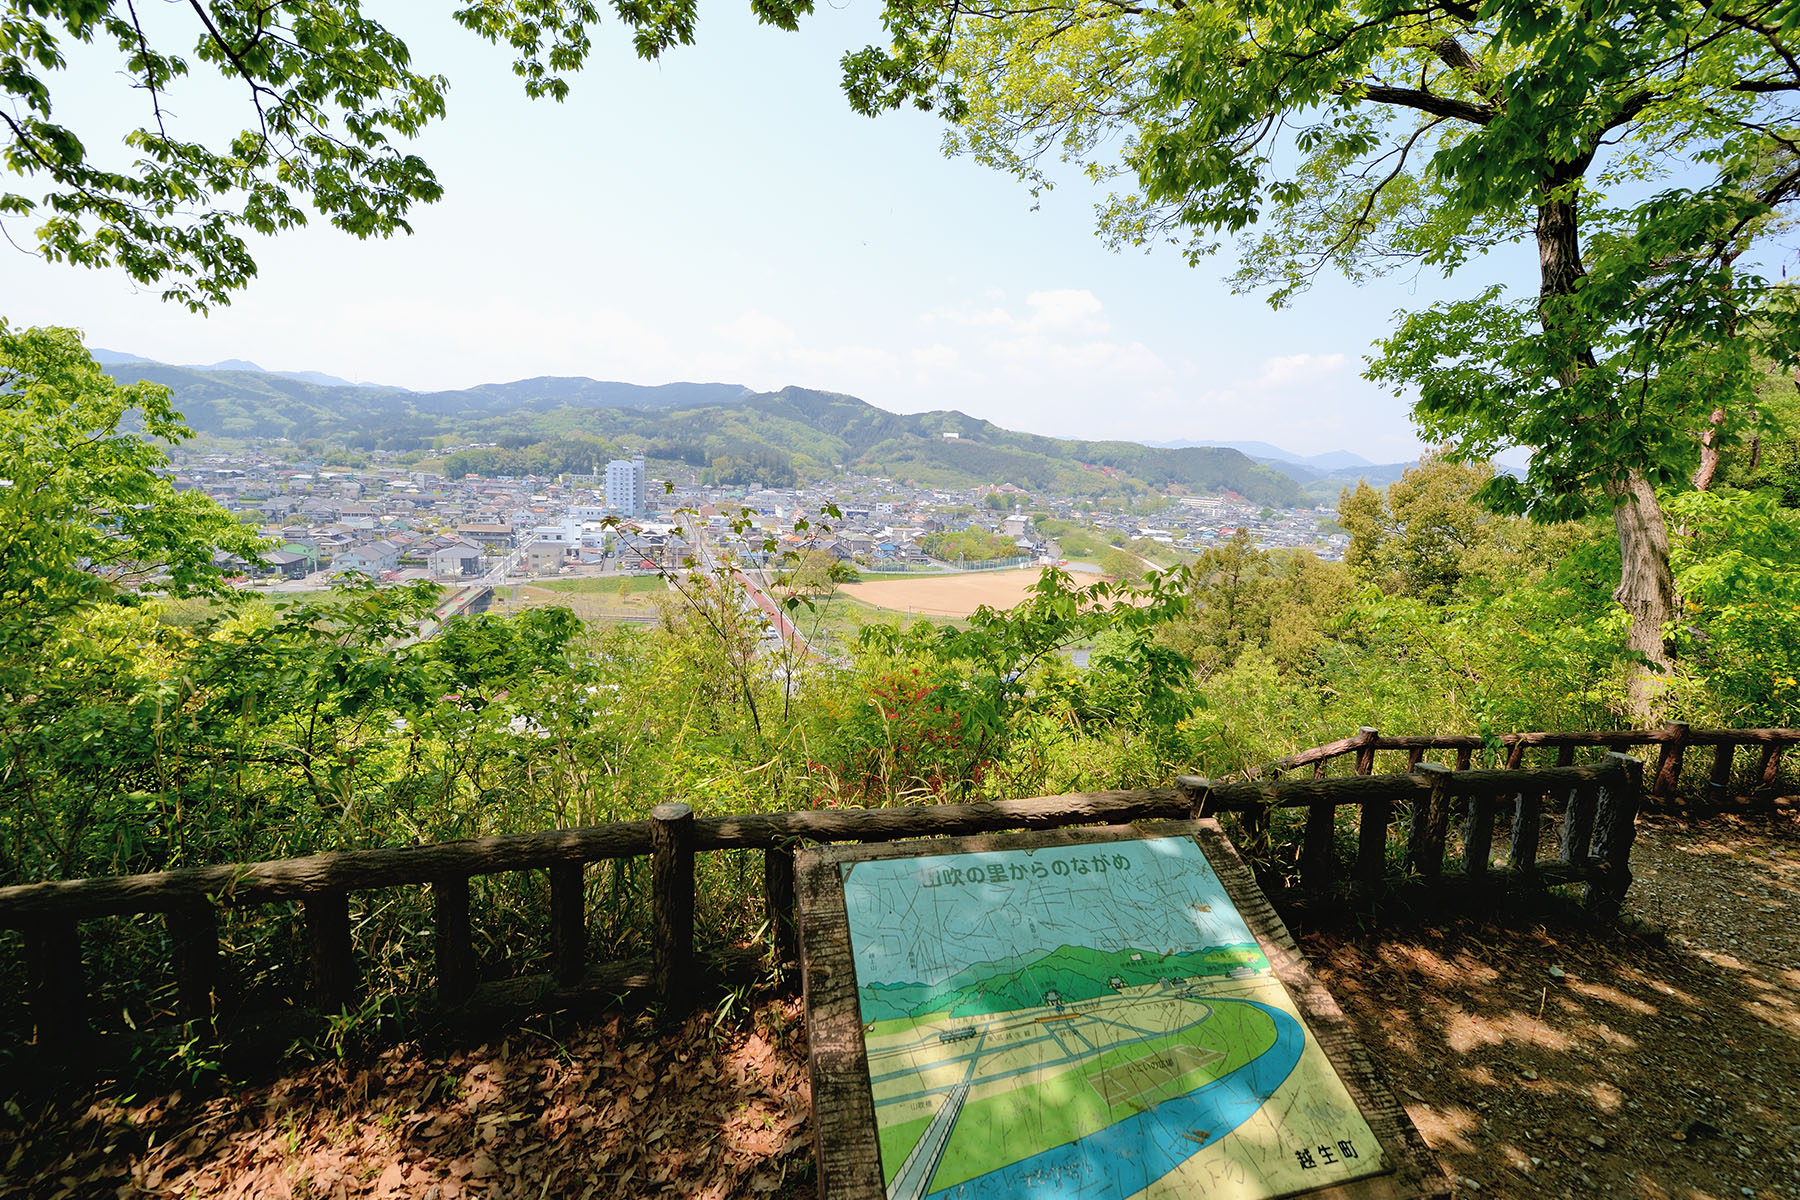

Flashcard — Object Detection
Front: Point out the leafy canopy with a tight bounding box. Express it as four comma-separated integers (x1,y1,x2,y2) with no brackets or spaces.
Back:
834,0,1800,518
0,323,266,656
12,0,1800,523
0,0,813,309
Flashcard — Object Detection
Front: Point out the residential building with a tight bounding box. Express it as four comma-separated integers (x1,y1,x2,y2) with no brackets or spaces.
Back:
522,541,568,573
333,538,406,577
457,523,516,549
261,550,313,580
605,456,647,517
427,541,484,578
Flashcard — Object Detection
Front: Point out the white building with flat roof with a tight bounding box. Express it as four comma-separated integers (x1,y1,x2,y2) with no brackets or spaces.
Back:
606,456,647,517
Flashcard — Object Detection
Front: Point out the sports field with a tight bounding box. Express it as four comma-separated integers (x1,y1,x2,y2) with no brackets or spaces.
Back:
839,569,1056,618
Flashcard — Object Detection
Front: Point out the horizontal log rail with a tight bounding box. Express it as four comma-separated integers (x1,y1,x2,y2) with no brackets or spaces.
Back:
1246,721,1798,802
0,759,1645,1065
0,790,1187,923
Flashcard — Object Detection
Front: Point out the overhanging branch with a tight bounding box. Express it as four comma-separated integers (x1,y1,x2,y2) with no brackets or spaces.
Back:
1344,82,1492,124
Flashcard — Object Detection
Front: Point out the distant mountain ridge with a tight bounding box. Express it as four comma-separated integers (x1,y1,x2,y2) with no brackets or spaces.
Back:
1147,439,1373,471
92,348,388,391
98,354,1309,505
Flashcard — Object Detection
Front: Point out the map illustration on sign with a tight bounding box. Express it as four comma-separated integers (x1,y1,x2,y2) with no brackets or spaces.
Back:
843,835,1389,1199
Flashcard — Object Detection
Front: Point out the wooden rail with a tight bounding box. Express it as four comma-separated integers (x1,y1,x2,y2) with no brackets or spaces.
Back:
0,759,1643,1063
1246,722,1797,803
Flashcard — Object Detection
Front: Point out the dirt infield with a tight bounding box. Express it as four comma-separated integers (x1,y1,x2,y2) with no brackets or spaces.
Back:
838,569,1055,617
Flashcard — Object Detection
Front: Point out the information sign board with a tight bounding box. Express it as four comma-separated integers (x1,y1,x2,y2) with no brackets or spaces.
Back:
796,821,1449,1200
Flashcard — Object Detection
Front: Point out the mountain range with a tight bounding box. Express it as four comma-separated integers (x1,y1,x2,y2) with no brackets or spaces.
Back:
97,352,1426,503
1146,439,1373,470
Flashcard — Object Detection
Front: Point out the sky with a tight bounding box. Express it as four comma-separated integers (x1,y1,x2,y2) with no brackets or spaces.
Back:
0,2,1496,463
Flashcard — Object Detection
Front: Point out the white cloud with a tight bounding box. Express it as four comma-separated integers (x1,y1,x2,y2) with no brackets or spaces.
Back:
911,344,961,370
921,290,1167,385
1256,352,1348,387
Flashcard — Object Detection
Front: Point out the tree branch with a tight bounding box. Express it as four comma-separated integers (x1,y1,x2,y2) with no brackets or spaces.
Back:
1344,82,1492,124
1600,89,1661,133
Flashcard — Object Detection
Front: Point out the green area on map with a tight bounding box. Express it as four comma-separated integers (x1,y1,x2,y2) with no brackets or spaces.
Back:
842,836,1389,1200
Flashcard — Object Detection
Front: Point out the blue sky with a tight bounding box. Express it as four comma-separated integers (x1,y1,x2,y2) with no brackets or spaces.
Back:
2,2,1476,461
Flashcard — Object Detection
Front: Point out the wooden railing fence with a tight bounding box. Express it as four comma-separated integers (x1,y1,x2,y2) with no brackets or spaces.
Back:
1180,753,1642,902
0,752,1649,1066
1244,722,1799,805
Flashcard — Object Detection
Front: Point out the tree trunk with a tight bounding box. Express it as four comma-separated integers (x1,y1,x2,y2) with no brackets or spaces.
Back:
1692,407,1725,490
1536,185,1676,722
1606,472,1677,717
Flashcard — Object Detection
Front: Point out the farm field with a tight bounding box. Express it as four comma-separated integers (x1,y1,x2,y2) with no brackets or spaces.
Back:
781,594,956,649
838,569,1059,618
482,573,962,645
488,575,671,624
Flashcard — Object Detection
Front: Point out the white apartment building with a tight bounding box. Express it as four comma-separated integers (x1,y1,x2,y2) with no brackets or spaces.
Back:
605,456,647,517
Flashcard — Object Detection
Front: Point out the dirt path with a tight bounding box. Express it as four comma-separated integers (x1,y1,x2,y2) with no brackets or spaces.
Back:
2,813,1794,1199
1305,811,1800,1200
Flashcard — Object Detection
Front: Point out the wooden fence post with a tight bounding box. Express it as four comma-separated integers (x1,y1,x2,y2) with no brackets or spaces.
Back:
1353,791,1391,891
1463,792,1496,883
1754,742,1784,800
24,917,87,1063
433,876,475,1006
1653,721,1689,801
1243,802,1270,852
1504,739,1526,770
549,863,587,987
1509,783,1542,880
1705,741,1735,812
1353,727,1379,776
1555,743,1576,768
764,843,799,966
1454,746,1473,771
1406,765,1452,881
1406,748,1425,771
304,893,356,1013
651,802,696,1017
1589,753,1644,912
167,900,219,1032
1560,782,1599,867
1302,795,1336,896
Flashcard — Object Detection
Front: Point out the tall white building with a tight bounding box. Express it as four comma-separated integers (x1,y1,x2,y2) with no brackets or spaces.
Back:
605,456,647,517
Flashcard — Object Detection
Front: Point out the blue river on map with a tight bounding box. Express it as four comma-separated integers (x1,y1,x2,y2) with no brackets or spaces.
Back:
920,998,1304,1200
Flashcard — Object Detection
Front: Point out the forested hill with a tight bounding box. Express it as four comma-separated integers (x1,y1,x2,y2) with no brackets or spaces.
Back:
102,358,1303,504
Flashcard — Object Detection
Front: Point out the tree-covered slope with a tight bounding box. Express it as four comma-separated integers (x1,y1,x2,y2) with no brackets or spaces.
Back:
104,361,1304,503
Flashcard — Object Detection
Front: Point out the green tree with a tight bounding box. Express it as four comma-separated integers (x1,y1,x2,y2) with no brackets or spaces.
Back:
2,0,833,307
0,323,265,654
1099,546,1142,581
776,548,842,595
921,527,1019,562
2,2,454,308
1169,529,1272,674
1339,454,1585,605
1664,489,1800,726
834,0,1800,717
